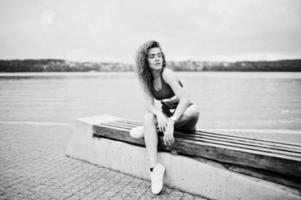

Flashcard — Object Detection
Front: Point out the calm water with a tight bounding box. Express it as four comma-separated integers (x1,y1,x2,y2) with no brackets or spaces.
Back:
0,72,301,133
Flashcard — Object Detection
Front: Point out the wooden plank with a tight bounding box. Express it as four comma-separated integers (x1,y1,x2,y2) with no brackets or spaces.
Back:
93,125,144,146
121,122,301,154
95,123,300,160
167,137,301,178
93,125,301,178
175,133,301,158
175,137,301,162
120,120,142,126
185,133,301,154
195,131,301,153
102,122,133,130
105,121,137,128
195,130,301,148
96,122,301,160
99,121,301,156
122,119,301,147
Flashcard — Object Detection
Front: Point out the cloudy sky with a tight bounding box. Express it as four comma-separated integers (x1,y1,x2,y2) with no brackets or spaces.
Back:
0,0,300,63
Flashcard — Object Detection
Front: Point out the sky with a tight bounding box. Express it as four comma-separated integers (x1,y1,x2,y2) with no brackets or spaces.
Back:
0,0,300,63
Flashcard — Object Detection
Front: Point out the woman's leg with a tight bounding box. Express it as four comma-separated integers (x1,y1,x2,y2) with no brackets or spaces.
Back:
144,112,165,195
143,112,158,168
174,104,200,132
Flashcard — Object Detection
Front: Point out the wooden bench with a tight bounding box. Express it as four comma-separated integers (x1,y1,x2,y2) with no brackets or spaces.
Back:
66,115,301,200
93,119,301,190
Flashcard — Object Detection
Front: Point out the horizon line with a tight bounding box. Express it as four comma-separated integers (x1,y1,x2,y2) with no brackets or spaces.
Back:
1,57,301,64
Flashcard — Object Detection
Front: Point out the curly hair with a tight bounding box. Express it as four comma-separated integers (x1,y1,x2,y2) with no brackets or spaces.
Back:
135,40,166,97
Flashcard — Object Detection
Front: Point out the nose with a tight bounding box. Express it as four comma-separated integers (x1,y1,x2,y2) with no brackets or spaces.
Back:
155,55,160,61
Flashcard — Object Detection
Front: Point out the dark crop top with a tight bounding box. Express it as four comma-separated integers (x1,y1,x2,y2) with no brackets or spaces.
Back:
151,74,183,100
151,73,184,115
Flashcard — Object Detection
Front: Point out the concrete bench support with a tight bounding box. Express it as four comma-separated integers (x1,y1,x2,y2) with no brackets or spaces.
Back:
65,115,301,200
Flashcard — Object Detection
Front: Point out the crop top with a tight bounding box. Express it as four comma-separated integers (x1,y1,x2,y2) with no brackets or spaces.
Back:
151,73,183,100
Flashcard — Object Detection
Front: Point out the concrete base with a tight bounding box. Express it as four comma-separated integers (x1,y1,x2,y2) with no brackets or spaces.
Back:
65,115,301,200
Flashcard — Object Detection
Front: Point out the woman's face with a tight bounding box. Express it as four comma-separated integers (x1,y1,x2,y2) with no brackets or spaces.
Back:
147,47,163,71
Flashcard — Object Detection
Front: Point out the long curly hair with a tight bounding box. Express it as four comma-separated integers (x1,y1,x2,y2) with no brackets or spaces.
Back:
135,40,166,97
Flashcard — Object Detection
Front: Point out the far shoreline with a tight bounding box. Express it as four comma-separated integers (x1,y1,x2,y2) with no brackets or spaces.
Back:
0,59,300,72
1,71,301,80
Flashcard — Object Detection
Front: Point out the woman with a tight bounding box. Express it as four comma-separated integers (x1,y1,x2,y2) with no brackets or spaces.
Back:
132,40,199,194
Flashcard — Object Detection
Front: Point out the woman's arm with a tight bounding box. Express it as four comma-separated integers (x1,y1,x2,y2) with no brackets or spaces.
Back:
162,68,191,146
143,90,168,132
162,68,191,121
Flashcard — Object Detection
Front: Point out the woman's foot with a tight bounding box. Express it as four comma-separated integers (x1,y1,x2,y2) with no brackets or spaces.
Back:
129,126,144,139
150,163,165,194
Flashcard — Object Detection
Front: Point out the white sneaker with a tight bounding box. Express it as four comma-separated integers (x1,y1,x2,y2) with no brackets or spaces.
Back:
129,126,144,139
150,163,165,194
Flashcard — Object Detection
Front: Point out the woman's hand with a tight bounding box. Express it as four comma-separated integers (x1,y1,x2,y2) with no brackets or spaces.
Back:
156,112,168,133
163,120,175,146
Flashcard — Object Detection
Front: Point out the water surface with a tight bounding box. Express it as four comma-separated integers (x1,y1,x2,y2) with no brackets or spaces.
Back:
0,72,301,135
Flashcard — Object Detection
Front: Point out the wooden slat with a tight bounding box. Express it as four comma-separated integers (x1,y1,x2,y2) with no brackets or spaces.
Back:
184,133,301,154
100,122,301,158
177,138,301,162
123,119,301,147
102,122,133,130
119,120,301,152
100,121,301,155
106,121,138,128
93,125,144,146
175,133,301,158
93,124,301,179
195,130,301,148
123,119,301,146
120,120,143,126
180,132,301,155
194,131,301,153
163,136,301,178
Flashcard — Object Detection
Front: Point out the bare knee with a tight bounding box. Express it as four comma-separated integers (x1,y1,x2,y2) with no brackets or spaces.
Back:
185,104,200,118
177,105,199,125
144,112,156,127
176,105,199,132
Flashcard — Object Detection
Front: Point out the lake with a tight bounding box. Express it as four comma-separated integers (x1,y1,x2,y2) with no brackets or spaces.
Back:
0,72,301,137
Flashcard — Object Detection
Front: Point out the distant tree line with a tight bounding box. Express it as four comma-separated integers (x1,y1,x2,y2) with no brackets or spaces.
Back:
0,59,134,72
0,59,300,72
167,60,301,72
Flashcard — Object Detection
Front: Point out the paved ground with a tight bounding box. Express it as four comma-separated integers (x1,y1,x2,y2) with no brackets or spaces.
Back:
0,124,208,200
